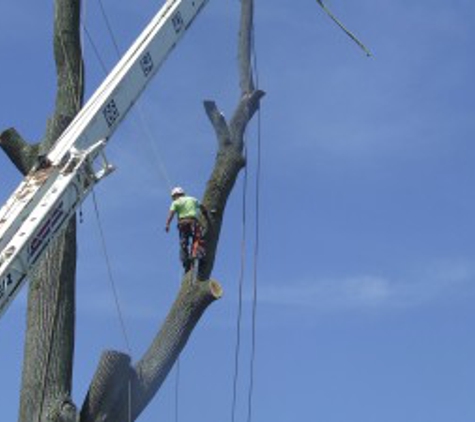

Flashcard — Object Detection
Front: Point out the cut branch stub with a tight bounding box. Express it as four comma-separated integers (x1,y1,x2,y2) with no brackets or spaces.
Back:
0,128,39,175
80,351,133,422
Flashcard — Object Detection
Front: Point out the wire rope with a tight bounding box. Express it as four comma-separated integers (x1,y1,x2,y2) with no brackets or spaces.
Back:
92,0,174,190
246,10,262,422
91,188,135,422
82,24,109,74
246,109,261,422
91,189,133,355
231,144,249,422
83,9,133,422
96,0,122,56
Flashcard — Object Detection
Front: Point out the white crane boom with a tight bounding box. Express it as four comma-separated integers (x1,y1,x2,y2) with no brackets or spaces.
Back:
0,0,209,318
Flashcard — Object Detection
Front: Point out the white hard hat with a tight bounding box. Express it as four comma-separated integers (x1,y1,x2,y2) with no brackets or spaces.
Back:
171,186,185,197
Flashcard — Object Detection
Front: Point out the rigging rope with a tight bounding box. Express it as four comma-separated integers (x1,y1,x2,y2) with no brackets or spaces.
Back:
91,189,133,355
231,16,262,422
85,17,135,415
82,24,109,73
231,144,249,422
246,11,262,422
247,104,261,422
97,0,122,56
229,2,262,421
91,187,135,421
88,0,173,190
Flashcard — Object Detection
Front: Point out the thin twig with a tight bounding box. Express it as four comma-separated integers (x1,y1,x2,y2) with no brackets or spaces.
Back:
316,0,371,57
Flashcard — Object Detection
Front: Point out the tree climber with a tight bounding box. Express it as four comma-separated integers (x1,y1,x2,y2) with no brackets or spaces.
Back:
165,187,206,272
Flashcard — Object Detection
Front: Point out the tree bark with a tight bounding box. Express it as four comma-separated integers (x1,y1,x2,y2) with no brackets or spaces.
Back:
11,0,84,421
0,128,39,174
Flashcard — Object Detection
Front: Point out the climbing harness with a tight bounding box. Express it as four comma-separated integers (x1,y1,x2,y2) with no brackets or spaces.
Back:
178,217,206,283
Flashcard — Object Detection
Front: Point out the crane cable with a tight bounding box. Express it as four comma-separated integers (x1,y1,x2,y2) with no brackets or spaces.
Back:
230,6,262,421
246,15,261,422
91,189,134,422
247,89,260,422
95,0,173,190
230,84,261,422
91,189,133,355
231,144,249,422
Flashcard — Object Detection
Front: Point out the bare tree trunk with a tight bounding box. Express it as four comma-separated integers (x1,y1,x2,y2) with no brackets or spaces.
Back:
0,0,84,420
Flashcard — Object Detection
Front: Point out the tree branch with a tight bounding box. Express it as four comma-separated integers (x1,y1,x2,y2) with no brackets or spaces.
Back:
229,89,265,145
316,0,371,56
81,277,222,422
238,0,255,94
204,100,232,147
0,128,39,175
80,351,132,422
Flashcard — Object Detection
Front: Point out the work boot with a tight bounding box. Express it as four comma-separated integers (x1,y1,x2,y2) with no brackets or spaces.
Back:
183,257,193,272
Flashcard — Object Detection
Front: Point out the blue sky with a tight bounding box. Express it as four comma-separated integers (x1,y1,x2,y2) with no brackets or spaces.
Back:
1,0,474,421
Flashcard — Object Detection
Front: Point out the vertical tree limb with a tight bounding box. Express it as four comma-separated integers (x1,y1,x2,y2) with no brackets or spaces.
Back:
18,0,84,420
238,0,255,94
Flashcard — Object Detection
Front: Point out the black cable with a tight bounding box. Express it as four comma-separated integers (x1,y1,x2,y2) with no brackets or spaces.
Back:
231,145,249,422
97,0,122,56
247,107,261,422
82,23,109,74
92,189,133,355
175,357,181,422
246,11,262,422
94,0,173,188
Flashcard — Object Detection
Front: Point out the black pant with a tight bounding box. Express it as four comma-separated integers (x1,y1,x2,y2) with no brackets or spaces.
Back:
178,218,203,270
